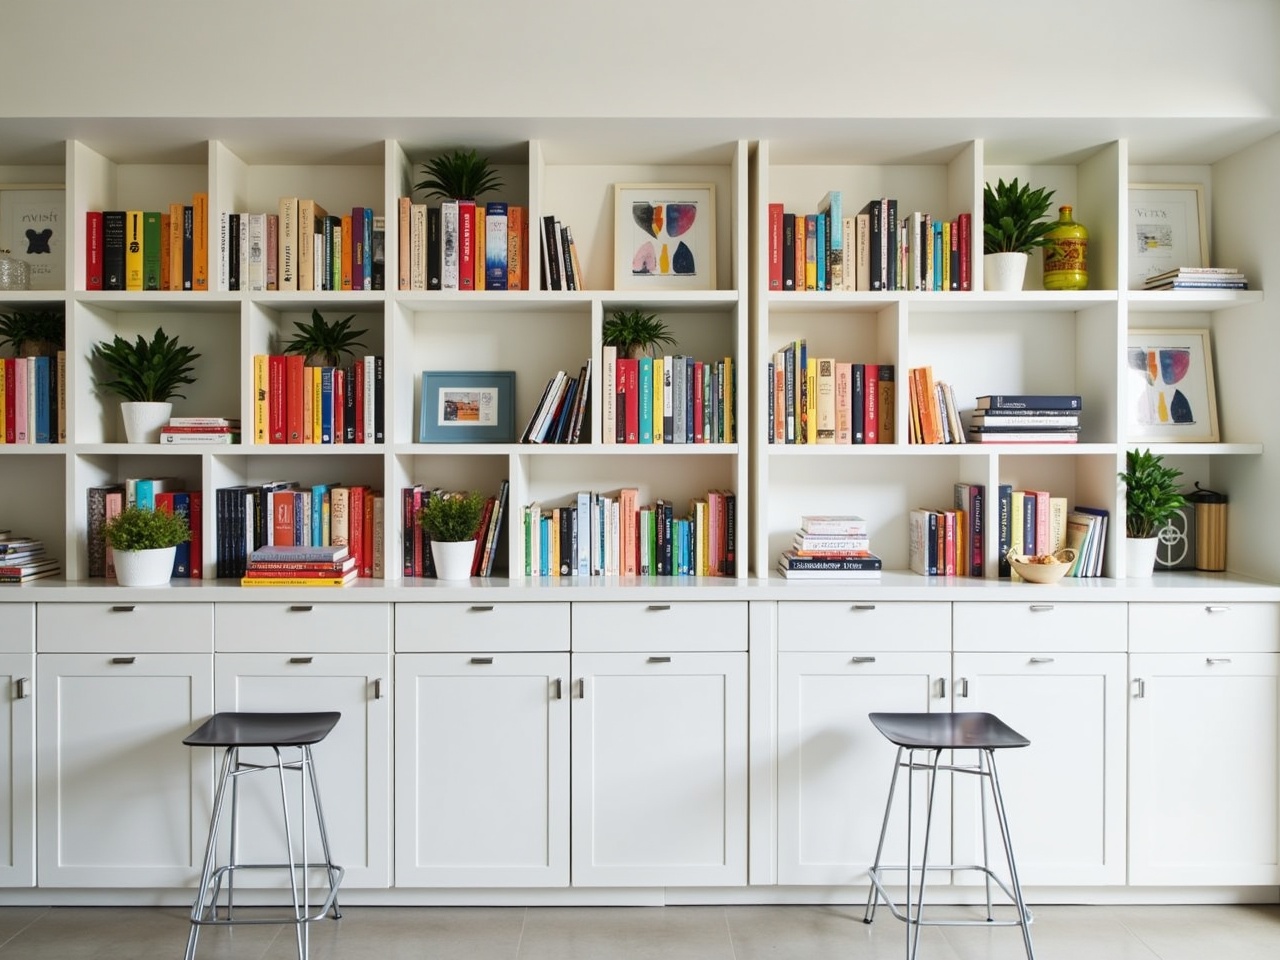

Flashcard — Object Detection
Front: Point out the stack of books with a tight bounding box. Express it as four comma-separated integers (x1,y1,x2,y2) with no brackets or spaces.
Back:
967,395,1082,444
240,544,357,587
0,532,61,583
777,515,882,579
1143,267,1248,290
160,417,241,445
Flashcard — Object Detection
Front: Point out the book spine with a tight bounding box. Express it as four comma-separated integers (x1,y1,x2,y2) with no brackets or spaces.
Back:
485,201,508,290
142,211,162,290
192,191,209,290
167,203,184,290
277,197,298,291
84,210,104,290
456,200,475,290
124,210,144,290
409,202,425,290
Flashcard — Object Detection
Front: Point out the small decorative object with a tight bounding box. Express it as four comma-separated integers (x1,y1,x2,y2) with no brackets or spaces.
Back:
0,306,64,356
603,308,677,361
419,371,516,443
982,177,1056,291
415,148,504,201
1006,548,1077,584
103,504,191,587
92,327,201,443
417,491,487,580
281,308,367,368
1125,328,1218,443
1128,183,1208,289
613,183,717,291
1187,482,1228,572
0,184,65,289
1120,448,1187,578
1042,205,1088,290
0,249,30,290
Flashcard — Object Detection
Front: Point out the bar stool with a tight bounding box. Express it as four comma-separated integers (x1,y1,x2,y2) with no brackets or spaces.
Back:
863,711,1034,960
183,712,345,960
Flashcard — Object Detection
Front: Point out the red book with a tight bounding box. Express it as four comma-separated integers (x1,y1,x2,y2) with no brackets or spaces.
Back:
285,354,305,443
693,361,705,443
767,203,783,291
85,211,104,290
362,484,375,577
272,490,297,546
470,496,495,576
957,212,972,291
348,485,366,577
245,558,358,577
402,486,422,577
188,491,203,579
864,364,879,444
353,358,365,443
615,358,639,444
457,200,475,290
268,355,286,443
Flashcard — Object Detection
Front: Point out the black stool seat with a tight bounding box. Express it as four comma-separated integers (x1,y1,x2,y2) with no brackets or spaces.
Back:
183,711,341,749
868,712,1029,751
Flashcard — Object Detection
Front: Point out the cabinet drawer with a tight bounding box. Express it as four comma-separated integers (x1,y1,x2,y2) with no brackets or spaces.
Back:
572,602,747,652
396,602,570,652
216,603,391,653
778,601,949,652
953,602,1126,653
37,603,213,653
0,604,34,652
1130,602,1280,653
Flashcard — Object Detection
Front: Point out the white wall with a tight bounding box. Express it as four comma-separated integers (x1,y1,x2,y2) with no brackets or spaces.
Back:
7,0,1279,121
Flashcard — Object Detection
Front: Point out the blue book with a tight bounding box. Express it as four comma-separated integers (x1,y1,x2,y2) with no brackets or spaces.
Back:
933,220,944,290
363,208,374,290
320,367,334,443
484,202,508,290
135,478,155,511
33,356,51,443
818,191,842,252
310,482,338,545
638,357,653,444
815,213,827,291
293,490,306,545
171,491,191,577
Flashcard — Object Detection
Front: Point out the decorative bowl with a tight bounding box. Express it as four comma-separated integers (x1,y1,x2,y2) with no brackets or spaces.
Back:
1006,548,1077,584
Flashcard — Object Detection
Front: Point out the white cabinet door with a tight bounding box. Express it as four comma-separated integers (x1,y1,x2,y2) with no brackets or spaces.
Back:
0,653,35,887
215,652,392,888
36,653,214,887
777,650,950,885
395,652,570,887
1129,652,1280,885
570,651,747,887
952,652,1127,886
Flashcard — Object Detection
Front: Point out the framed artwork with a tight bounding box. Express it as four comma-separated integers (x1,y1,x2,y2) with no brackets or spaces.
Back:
1128,183,1208,289
0,184,65,290
613,182,716,291
419,371,516,443
1126,328,1219,443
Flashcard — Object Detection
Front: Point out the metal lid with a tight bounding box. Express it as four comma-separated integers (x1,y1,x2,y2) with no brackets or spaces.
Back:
1187,481,1227,504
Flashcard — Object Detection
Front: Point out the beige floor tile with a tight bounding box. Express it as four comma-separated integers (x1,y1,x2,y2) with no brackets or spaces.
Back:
1111,903,1280,960
517,906,734,960
726,903,963,960
259,906,525,960
937,904,1160,960
0,910,48,950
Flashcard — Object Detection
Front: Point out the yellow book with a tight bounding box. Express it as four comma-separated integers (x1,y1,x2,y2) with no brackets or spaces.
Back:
1010,490,1026,581
723,355,733,443
474,204,485,292
167,202,184,290
240,576,355,587
192,191,209,290
252,354,269,445
806,357,818,445
340,214,353,290
652,357,664,444
310,365,322,444
941,220,951,293
124,210,144,290
549,507,560,577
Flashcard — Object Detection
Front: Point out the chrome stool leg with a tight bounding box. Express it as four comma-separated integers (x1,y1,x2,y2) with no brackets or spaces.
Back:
186,746,236,960
304,744,342,919
986,749,1035,960
864,746,905,924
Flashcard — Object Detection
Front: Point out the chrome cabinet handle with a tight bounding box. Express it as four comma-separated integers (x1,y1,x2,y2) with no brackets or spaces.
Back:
851,604,876,611
576,678,585,699
1029,604,1055,612
1029,657,1056,664
850,656,877,664
469,605,494,612
110,605,136,613
647,604,671,612
1134,678,1146,698
648,656,672,663
1205,606,1229,613
16,677,29,699
957,677,970,698
554,678,563,700
1206,657,1233,665
937,677,946,699
373,678,383,700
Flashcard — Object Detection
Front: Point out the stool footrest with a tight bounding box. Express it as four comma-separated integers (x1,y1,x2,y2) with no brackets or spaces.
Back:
192,862,344,927
866,864,1034,928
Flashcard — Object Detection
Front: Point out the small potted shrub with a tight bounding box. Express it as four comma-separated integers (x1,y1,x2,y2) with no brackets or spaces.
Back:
415,148,505,201
1120,448,1187,577
104,504,191,587
417,490,487,580
92,327,201,443
281,308,367,368
982,177,1057,291
0,306,65,357
603,308,677,360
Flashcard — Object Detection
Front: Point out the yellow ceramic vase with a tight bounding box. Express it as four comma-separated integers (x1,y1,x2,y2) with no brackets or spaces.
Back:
1042,205,1088,290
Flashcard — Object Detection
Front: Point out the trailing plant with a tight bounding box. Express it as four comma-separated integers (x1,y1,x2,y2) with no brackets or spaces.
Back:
417,490,487,543
415,148,505,201
281,309,367,367
983,177,1057,254
0,307,65,357
92,327,201,403
1120,448,1187,538
103,504,191,551
603,309,677,360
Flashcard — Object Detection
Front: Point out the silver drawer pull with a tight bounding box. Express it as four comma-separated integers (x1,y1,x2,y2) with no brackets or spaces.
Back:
648,656,672,663
1206,657,1233,665
373,678,384,700
289,656,314,664
554,678,563,700
937,677,946,699
851,656,877,664
111,656,136,665
647,604,671,612
289,605,314,612
16,677,29,699
470,656,494,665
469,605,495,612
1029,657,1056,664
957,677,970,698
851,604,876,611
1028,604,1055,612
1205,606,1229,613
110,605,136,613
1134,678,1146,698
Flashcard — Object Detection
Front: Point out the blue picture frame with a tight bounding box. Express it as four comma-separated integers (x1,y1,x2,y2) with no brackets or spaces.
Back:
419,370,516,443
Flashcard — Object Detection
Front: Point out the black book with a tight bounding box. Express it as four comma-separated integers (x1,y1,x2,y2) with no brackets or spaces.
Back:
781,213,796,290
852,363,865,444
181,206,194,290
102,211,126,290
227,213,240,291
426,206,442,289
560,224,576,291
372,355,385,443
343,363,357,443
370,215,385,290
541,214,562,290
860,200,882,290
885,198,898,291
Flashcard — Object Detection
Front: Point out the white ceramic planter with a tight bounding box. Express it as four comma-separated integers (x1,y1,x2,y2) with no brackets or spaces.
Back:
120,401,172,443
112,546,177,587
431,540,477,581
1125,536,1159,578
983,252,1029,292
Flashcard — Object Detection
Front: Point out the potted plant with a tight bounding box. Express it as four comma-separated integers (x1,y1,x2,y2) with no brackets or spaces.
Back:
603,309,677,360
0,306,64,357
1120,448,1187,577
281,308,367,368
103,504,191,587
982,177,1057,291
92,327,201,443
415,148,505,201
417,490,487,580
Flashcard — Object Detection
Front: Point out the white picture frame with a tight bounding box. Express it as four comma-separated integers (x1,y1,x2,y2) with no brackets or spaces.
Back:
0,184,66,290
613,182,716,291
1126,327,1219,443
1127,183,1208,289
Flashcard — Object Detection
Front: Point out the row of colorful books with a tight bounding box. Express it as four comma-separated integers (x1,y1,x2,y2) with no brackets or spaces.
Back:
401,482,508,579
601,348,735,445
0,531,61,583
222,204,383,293
998,486,1106,578
909,486,989,578
776,514,882,580
0,353,66,444
906,365,966,445
968,394,1083,444
215,481,384,580
539,212,584,291
250,354,384,445
86,480,201,579
523,488,735,578
767,342,895,444
85,195,209,291
522,360,591,444
397,198,529,292
767,194,973,293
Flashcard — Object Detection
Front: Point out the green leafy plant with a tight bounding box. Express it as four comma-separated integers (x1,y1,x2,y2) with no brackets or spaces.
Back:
0,307,65,357
103,504,191,551
92,327,201,402
1120,448,1187,538
603,309,677,360
415,148,505,201
983,177,1058,254
417,491,487,543
281,309,367,367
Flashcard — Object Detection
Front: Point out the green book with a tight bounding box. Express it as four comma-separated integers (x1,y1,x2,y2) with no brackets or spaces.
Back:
142,211,163,290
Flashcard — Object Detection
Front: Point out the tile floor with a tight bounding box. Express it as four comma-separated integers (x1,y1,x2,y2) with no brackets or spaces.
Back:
0,902,1278,959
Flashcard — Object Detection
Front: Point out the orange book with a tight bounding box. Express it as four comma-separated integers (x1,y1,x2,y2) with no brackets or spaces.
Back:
362,484,376,577
507,205,525,290
192,192,209,290
272,490,297,546
340,214,353,290
297,198,327,292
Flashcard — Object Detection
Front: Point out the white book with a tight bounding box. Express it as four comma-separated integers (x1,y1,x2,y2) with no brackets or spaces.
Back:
576,490,592,577
531,371,568,444
218,213,230,291
363,356,376,444
277,197,298,292
240,214,250,292
601,345,617,444
672,355,686,444
246,213,266,291
441,200,459,290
